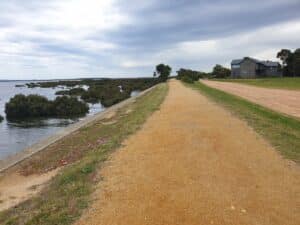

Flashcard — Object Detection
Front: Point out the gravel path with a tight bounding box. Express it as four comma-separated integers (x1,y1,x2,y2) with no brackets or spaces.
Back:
201,80,300,119
76,80,299,225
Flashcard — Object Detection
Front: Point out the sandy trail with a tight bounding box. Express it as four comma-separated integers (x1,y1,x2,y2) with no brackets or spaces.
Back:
201,80,300,118
77,80,299,225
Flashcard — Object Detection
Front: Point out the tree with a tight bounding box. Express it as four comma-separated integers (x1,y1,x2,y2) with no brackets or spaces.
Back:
0,115,3,122
176,68,205,82
293,49,300,76
212,64,231,78
277,49,292,67
277,48,300,76
155,64,172,82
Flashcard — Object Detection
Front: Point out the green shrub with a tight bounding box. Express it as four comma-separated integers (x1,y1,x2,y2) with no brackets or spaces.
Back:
55,88,86,96
212,64,231,78
53,96,89,117
5,94,52,119
181,75,195,83
0,115,3,122
177,68,208,82
5,94,89,119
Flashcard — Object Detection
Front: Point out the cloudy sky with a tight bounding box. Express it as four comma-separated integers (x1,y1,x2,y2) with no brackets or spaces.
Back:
0,0,299,79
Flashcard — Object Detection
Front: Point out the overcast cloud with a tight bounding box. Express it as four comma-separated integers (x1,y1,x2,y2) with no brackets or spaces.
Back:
0,0,299,79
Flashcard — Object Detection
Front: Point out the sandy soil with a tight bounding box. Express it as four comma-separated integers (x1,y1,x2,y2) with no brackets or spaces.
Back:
76,80,299,225
201,80,300,118
0,169,58,211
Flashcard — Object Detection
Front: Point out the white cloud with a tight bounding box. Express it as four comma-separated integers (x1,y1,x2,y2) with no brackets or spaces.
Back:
0,1,299,79
118,19,300,73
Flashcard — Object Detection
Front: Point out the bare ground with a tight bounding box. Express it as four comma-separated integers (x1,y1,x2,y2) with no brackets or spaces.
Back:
0,169,59,211
76,80,299,225
201,80,300,119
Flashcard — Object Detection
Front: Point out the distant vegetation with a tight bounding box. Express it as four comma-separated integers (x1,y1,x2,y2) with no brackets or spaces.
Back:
15,84,25,87
177,68,207,83
154,64,172,82
0,115,3,122
12,73,172,119
55,87,86,96
5,94,89,119
277,48,300,77
212,64,231,78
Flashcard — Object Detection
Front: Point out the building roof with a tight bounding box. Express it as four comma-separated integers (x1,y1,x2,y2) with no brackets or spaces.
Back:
231,57,279,67
231,59,243,65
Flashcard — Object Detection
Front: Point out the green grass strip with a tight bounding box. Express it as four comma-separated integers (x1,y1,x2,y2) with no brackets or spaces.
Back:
0,83,168,225
187,81,300,163
214,77,300,90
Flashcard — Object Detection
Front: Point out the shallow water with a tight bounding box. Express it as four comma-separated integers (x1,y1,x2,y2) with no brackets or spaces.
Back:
0,81,104,159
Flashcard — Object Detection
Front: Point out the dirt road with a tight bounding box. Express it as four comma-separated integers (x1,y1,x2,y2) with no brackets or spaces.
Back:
201,80,300,118
77,80,299,225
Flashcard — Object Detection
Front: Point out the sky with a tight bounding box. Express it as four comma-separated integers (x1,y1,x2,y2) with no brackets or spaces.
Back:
0,0,299,79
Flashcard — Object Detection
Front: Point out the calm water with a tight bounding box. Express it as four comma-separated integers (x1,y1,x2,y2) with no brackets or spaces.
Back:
0,81,105,159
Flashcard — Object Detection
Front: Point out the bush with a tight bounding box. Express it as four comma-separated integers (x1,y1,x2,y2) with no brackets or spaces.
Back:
0,115,3,122
53,96,89,117
212,64,231,78
56,88,86,96
5,94,89,119
5,94,52,119
181,75,195,83
177,68,208,83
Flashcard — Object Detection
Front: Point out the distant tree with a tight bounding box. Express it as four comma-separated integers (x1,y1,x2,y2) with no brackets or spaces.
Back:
212,64,231,78
277,48,300,76
155,64,172,82
176,68,205,83
293,49,300,76
153,71,157,77
277,49,292,67
0,115,3,122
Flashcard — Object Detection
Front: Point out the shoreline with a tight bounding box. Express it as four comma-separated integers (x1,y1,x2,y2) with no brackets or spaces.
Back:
0,86,156,173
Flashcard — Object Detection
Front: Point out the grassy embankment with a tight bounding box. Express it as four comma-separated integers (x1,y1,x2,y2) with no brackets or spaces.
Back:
0,83,168,225
214,77,300,90
186,81,300,163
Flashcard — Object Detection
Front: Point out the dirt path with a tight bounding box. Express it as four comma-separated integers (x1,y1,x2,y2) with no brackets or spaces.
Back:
201,80,300,118
76,80,299,225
